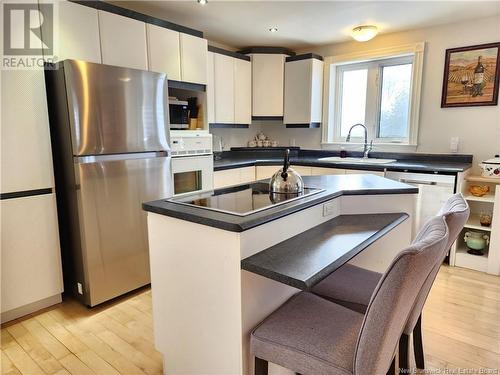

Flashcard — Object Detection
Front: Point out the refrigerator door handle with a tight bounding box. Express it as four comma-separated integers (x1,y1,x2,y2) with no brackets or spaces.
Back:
74,151,169,164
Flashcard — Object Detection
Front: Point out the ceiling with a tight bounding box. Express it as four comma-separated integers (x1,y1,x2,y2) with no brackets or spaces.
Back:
111,1,500,50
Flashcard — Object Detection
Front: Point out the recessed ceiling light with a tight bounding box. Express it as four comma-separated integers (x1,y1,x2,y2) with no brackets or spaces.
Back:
197,0,207,5
269,27,278,33
351,25,378,42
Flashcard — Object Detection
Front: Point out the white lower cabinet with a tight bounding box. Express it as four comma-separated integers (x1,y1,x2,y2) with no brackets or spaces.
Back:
311,167,345,175
255,166,280,180
345,169,385,177
218,166,385,188
255,165,312,180
1,194,63,321
214,167,255,189
239,166,256,184
291,166,313,176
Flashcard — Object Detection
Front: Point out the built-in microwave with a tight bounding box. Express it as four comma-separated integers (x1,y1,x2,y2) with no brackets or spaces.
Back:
169,99,189,130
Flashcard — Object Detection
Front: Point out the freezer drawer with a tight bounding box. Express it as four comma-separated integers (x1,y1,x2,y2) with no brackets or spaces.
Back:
74,153,172,306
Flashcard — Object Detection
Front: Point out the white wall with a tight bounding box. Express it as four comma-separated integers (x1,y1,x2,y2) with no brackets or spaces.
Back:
215,15,500,167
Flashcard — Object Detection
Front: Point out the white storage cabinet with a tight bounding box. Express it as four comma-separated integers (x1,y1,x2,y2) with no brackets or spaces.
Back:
250,53,287,117
180,33,208,84
214,167,256,189
284,54,324,127
98,10,148,70
209,48,252,126
147,24,181,80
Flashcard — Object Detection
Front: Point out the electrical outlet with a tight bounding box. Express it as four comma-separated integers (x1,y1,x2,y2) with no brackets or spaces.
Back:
450,137,459,153
77,282,83,295
323,201,338,217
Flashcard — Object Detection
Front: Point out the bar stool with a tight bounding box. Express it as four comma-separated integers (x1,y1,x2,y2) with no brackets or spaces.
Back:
311,193,469,372
251,216,449,375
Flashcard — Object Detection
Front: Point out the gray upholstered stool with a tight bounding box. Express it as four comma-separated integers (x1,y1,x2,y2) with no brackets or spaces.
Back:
251,216,449,375
311,193,469,372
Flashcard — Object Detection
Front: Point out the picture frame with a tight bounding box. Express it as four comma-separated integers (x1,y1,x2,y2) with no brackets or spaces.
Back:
441,42,500,107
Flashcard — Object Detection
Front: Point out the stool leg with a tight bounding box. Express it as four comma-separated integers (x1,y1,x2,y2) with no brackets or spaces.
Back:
255,357,268,375
398,333,410,374
386,356,396,375
413,315,425,369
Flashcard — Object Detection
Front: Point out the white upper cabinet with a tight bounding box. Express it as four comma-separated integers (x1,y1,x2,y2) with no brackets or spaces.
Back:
207,52,216,124
284,55,324,126
214,53,235,123
250,53,287,117
1,70,54,193
98,11,148,70
50,1,101,63
180,34,208,84
234,58,252,124
147,24,181,80
210,50,252,125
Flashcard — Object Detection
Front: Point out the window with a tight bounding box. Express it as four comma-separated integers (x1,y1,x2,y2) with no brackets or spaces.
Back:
323,43,424,147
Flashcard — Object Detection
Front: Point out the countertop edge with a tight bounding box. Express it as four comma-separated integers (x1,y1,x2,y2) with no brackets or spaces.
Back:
143,186,418,232
213,158,472,173
240,213,409,290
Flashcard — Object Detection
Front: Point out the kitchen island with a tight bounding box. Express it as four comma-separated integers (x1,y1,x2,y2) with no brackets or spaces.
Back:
143,174,418,375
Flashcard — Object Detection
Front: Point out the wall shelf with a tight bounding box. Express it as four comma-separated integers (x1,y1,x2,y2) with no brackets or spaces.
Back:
464,194,495,203
465,175,500,183
464,214,493,232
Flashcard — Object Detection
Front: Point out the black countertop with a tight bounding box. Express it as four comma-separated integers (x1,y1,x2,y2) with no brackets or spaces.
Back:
241,213,408,290
143,174,418,232
214,149,473,174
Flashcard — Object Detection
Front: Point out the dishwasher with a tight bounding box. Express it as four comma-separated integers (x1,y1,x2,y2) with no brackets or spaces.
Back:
385,171,456,239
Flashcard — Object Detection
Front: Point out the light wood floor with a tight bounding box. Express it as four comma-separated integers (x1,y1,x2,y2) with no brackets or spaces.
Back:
1,265,500,374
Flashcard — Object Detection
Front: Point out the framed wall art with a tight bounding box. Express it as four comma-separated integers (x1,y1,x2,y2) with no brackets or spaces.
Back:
441,42,500,107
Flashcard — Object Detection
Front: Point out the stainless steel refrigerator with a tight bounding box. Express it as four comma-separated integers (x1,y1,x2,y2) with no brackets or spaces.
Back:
45,60,173,306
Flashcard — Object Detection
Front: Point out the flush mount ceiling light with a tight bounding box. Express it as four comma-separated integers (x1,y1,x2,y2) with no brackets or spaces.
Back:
269,27,278,33
351,25,378,42
197,0,207,5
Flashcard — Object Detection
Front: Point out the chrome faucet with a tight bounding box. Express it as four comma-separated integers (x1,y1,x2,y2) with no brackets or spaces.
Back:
346,123,373,159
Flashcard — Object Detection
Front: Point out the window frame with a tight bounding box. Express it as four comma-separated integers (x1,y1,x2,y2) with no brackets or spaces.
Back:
322,42,425,149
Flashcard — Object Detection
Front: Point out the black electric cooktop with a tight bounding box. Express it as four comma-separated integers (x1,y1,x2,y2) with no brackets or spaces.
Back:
168,182,324,216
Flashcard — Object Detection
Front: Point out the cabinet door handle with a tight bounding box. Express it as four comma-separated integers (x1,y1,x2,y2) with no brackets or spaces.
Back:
399,178,437,186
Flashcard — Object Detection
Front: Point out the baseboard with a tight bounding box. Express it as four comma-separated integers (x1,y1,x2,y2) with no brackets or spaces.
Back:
1,294,62,324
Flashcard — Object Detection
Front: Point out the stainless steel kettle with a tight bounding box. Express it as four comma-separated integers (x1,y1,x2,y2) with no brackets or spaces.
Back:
269,149,304,194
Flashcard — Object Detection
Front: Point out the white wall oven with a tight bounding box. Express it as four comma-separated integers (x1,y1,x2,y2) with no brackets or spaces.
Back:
171,132,213,196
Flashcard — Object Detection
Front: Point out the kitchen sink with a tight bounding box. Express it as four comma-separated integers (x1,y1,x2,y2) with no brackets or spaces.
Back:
318,156,397,164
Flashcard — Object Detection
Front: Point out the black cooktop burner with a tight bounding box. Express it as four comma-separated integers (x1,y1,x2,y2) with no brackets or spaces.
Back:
168,182,324,216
